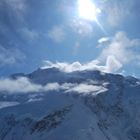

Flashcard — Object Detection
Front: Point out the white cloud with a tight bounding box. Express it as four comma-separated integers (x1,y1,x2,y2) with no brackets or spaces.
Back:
105,55,122,73
48,26,66,43
0,77,65,94
42,60,103,73
0,78,60,93
0,45,26,67
99,31,140,66
0,77,74,94
0,77,107,96
44,83,60,91
42,59,116,73
61,83,75,90
98,37,110,44
65,83,107,95
0,77,42,93
97,37,110,48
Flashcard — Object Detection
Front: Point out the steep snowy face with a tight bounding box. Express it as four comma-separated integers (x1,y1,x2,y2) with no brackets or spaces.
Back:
0,68,140,140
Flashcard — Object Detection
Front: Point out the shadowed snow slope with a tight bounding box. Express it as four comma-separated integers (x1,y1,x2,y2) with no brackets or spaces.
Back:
0,68,140,140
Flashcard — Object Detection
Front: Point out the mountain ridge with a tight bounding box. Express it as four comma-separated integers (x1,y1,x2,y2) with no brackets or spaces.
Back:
0,68,140,140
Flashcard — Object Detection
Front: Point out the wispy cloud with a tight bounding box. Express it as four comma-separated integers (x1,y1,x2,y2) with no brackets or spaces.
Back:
97,37,110,48
0,77,66,93
48,26,66,43
6,0,26,10
0,45,26,67
98,37,110,44
3,0,27,20
0,77,42,93
20,27,39,42
65,83,107,95
73,42,81,55
0,77,107,96
104,55,122,73
44,83,60,91
103,0,134,27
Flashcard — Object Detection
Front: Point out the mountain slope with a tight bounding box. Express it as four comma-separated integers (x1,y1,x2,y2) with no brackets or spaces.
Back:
0,68,140,140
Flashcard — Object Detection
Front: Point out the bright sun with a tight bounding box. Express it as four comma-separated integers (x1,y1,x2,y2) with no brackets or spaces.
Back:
78,0,100,21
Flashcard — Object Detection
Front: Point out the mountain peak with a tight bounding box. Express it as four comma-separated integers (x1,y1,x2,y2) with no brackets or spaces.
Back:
1,68,139,140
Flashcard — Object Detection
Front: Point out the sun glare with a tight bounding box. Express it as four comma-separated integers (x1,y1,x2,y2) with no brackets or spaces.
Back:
78,0,100,21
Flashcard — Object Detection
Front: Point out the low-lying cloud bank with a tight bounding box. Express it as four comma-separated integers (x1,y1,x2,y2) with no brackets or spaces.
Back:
65,83,107,95
0,77,59,93
42,58,121,73
0,77,107,94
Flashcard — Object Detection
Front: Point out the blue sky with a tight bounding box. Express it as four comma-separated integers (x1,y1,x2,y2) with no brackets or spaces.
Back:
0,0,140,77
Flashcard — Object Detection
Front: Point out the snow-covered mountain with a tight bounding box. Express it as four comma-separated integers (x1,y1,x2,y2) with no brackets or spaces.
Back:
0,68,140,140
